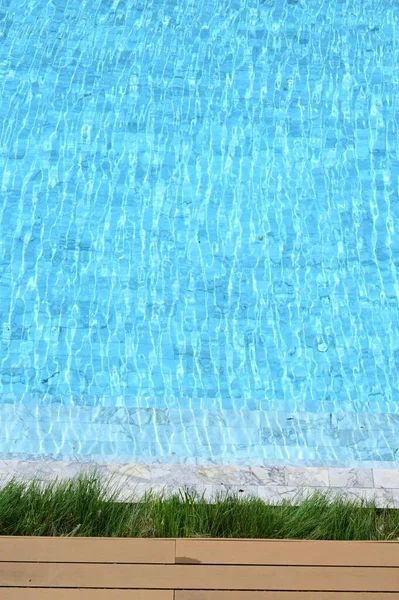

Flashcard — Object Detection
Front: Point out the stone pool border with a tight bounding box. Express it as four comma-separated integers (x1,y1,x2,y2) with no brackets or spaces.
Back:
2,459,399,508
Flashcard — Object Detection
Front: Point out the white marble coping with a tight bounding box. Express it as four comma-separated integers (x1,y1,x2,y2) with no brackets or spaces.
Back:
1,459,399,508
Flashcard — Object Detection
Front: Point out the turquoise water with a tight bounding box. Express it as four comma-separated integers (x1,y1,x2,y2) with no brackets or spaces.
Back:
1,0,399,465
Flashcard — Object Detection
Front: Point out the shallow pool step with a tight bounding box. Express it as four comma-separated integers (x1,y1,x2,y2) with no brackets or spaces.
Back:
1,403,399,465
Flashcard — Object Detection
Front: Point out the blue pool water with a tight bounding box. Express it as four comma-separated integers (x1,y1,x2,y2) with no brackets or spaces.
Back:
1,0,399,466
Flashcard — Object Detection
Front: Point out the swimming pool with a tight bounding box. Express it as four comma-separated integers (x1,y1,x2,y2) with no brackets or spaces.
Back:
1,0,399,467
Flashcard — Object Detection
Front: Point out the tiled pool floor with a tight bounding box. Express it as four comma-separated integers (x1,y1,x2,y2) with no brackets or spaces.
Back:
1,0,399,483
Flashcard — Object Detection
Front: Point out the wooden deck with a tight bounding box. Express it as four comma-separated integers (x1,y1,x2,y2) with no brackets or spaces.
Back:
0,537,398,598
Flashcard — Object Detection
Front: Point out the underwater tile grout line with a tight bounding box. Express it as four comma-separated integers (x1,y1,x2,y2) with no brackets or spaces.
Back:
1,459,399,508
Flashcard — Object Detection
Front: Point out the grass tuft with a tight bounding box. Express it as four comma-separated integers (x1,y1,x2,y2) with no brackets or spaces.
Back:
0,473,398,539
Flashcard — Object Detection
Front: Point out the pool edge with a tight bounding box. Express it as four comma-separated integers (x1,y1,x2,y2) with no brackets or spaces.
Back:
1,459,399,508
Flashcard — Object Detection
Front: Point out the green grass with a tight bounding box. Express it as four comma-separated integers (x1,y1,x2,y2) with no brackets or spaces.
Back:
0,473,398,540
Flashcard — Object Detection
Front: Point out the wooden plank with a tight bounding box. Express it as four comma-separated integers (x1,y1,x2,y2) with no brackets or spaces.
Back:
175,539,399,566
4,592,397,600
0,537,175,564
177,590,399,600
176,594,399,600
0,591,173,600
0,563,398,591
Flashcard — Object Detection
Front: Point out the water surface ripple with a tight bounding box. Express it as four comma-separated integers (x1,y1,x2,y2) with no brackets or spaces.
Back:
1,0,399,465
